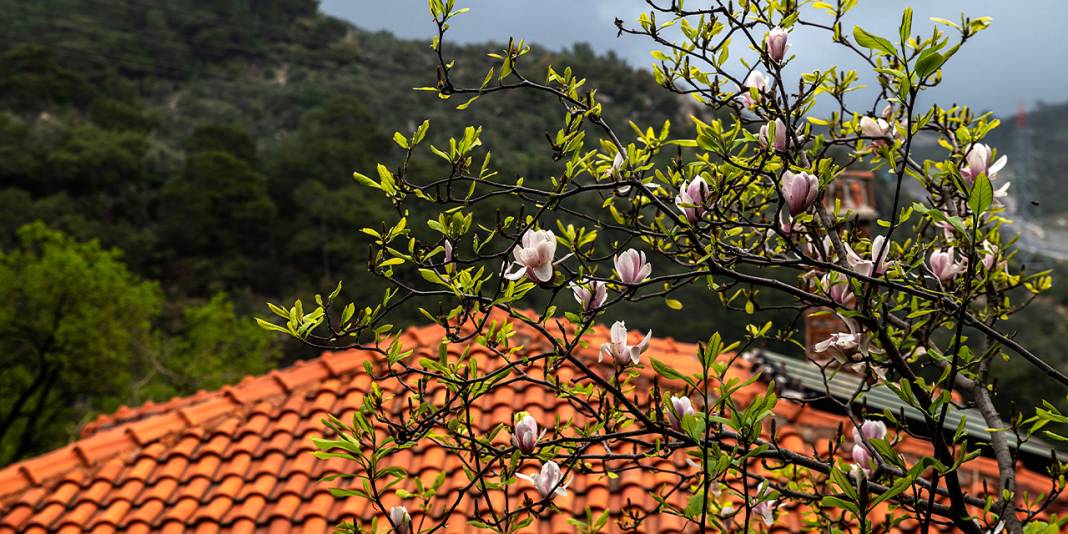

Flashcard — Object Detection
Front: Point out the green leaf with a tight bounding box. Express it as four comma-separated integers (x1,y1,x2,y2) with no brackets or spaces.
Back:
664,298,683,310
967,173,994,215
853,26,897,57
821,495,861,517
915,51,945,79
651,357,687,382
352,171,381,190
899,7,913,44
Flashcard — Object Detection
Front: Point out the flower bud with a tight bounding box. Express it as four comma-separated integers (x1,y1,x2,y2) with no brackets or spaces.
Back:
780,170,819,216
852,420,887,444
667,395,695,430
759,118,789,152
614,249,652,285
511,414,544,454
390,506,411,534
766,27,789,63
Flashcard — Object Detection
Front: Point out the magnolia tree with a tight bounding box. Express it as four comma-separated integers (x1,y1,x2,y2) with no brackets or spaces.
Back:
260,1,1068,532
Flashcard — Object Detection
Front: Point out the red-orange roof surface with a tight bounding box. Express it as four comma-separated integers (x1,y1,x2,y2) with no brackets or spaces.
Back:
0,316,1063,533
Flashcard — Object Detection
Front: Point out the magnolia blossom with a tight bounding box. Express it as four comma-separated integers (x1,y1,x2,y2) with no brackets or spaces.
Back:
667,395,695,430
766,27,789,63
821,272,856,309
390,506,411,534
851,420,887,477
929,247,964,283
851,443,875,477
599,320,652,366
814,317,879,363
859,116,894,147
759,118,789,152
740,70,770,108
675,177,710,222
781,170,819,216
443,239,453,265
614,249,652,285
981,241,1003,271
752,482,778,526
845,235,893,277
853,419,888,444
503,229,557,283
517,460,570,500
512,414,546,454
960,143,1007,183
570,279,607,312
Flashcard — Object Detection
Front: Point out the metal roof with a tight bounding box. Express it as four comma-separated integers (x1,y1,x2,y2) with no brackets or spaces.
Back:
754,349,1057,459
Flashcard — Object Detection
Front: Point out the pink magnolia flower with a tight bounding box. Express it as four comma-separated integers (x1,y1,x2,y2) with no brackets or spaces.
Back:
813,317,879,363
740,71,770,108
980,241,1004,272
570,279,607,312
852,420,887,444
503,229,557,283
851,443,875,477
390,506,411,534
821,272,856,309
667,395,695,430
929,247,964,283
960,143,1007,183
675,177,710,222
751,481,778,526
517,460,570,500
766,27,789,63
845,235,893,277
614,249,652,285
599,320,652,366
443,239,454,264
512,414,546,454
781,170,819,216
859,116,894,147
850,420,887,477
759,118,790,152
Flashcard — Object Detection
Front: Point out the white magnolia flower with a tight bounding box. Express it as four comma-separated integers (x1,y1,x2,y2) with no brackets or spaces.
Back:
503,229,558,283
516,460,570,500
599,320,652,366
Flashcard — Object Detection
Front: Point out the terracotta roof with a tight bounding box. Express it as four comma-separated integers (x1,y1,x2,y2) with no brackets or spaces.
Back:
0,315,1063,533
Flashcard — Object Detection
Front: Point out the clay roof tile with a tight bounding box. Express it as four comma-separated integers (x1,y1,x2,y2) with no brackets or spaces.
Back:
0,318,1061,533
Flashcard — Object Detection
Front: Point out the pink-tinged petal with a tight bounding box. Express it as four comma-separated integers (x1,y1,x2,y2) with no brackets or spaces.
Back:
503,265,527,280
637,330,653,353
989,155,1007,176
530,262,553,283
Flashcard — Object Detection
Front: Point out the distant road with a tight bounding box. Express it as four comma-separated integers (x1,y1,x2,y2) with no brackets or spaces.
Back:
1012,221,1068,262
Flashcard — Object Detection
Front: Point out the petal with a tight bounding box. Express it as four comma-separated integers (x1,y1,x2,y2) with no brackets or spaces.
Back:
504,264,527,280
989,155,1007,176
530,262,553,283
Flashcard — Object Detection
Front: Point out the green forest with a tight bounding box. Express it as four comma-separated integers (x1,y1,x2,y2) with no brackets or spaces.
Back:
2,0,1067,464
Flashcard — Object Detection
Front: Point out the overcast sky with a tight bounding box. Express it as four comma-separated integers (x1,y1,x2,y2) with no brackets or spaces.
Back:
321,0,1067,116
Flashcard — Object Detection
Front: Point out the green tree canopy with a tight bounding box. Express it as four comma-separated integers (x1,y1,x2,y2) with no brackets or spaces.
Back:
0,222,160,463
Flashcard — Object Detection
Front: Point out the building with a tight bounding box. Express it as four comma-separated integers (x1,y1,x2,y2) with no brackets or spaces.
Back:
0,313,1063,533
